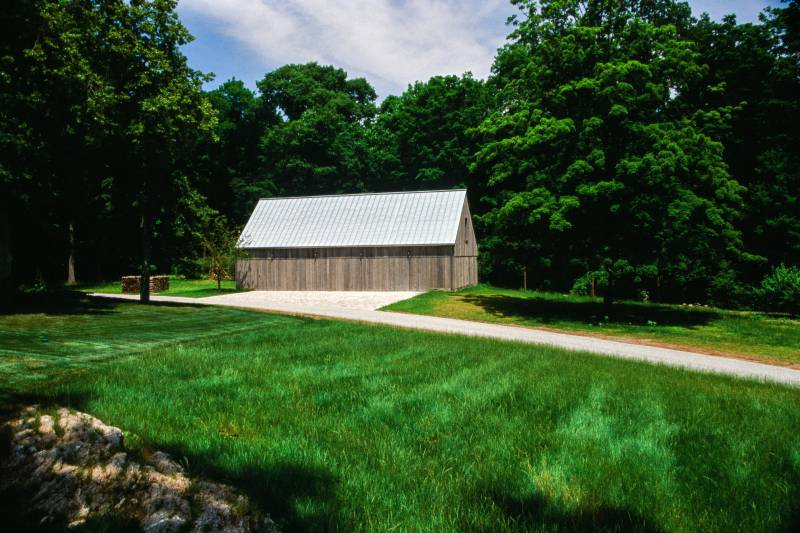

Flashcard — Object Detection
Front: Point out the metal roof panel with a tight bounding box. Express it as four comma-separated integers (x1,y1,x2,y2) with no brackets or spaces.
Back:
239,189,467,248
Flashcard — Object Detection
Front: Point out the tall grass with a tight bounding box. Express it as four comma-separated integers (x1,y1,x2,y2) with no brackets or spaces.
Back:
1,296,799,531
384,285,800,364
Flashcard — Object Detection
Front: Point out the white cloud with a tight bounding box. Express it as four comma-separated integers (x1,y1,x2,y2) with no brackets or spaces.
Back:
179,0,513,96
179,1,781,97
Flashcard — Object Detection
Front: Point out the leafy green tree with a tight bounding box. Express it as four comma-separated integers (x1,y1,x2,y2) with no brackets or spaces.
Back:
371,74,495,191
1,0,117,286
688,3,800,280
1,0,215,298
195,215,245,290
109,0,216,302
230,63,377,208
475,0,750,305
202,79,268,220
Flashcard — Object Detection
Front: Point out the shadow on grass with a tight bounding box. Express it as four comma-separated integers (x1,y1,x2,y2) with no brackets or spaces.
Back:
188,458,340,532
780,504,800,533
460,294,721,328
1,290,124,316
478,487,664,532
1,290,217,317
0,390,340,532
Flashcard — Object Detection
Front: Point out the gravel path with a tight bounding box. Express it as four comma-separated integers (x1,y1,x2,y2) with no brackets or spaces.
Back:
91,292,800,387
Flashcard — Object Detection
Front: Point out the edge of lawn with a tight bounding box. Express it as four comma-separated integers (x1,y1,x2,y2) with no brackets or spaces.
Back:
381,289,800,370
75,276,248,299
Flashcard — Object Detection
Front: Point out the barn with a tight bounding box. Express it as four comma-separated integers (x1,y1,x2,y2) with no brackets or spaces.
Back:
236,189,478,291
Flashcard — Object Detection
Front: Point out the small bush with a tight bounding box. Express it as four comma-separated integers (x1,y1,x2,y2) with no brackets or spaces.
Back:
570,271,607,297
707,267,756,310
757,265,800,314
171,257,205,279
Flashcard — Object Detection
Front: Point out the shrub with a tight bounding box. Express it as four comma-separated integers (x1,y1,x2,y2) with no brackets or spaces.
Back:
757,265,800,314
171,257,205,279
570,271,608,297
707,267,756,310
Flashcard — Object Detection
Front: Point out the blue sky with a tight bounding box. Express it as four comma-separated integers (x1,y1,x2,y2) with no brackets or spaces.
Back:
177,0,784,98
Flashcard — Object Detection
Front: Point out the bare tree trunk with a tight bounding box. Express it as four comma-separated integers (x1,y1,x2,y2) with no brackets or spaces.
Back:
140,214,151,303
66,222,77,286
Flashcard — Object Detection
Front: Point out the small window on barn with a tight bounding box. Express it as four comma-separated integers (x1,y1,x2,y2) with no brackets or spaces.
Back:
465,217,469,244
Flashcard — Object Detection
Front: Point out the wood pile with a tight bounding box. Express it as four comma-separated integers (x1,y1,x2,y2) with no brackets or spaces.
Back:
121,275,169,294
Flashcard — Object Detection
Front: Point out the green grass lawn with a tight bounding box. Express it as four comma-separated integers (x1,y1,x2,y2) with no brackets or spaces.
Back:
77,276,245,298
1,294,800,531
383,285,800,366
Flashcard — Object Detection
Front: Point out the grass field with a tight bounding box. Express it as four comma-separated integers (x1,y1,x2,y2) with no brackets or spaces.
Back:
1,293,800,531
384,285,800,365
77,276,244,298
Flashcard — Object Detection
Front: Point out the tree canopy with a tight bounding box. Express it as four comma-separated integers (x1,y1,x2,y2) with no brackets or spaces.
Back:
2,0,798,309
473,0,755,303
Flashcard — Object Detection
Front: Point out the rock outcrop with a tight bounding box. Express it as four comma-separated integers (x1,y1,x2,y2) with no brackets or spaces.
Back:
1,406,277,532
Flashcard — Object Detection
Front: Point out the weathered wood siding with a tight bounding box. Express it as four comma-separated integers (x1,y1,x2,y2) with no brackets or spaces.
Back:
452,198,478,289
237,246,457,291
236,196,479,291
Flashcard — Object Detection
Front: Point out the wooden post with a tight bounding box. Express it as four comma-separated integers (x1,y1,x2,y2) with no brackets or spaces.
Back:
523,266,527,291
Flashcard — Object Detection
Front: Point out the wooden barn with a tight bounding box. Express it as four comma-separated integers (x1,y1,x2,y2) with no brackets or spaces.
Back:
236,189,478,291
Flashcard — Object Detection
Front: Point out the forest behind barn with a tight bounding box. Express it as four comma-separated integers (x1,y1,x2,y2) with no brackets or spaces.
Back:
2,0,799,309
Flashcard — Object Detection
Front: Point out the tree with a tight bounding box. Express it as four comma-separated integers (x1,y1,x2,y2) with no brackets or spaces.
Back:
202,79,267,220
229,63,377,209
1,0,117,287
1,0,215,297
100,0,216,302
687,3,800,282
196,215,245,290
474,0,750,305
371,74,495,191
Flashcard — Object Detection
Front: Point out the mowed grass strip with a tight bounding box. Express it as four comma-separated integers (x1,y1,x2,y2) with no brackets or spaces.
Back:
0,294,282,390
1,298,799,532
383,285,800,365
77,276,244,298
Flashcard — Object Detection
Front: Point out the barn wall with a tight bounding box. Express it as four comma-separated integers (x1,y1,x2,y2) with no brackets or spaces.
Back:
453,197,478,258
237,246,455,291
452,198,478,289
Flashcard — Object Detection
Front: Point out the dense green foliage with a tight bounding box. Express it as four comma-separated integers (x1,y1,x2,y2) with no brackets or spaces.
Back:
758,265,800,314
384,284,800,363
2,0,798,308
0,0,215,295
475,0,752,304
1,298,800,531
371,74,495,192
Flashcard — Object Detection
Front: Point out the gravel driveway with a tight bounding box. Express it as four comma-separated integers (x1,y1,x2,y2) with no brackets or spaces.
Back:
91,291,800,387
202,290,421,310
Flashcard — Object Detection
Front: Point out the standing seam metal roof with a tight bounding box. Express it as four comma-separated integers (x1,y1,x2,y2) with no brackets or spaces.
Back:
239,189,467,248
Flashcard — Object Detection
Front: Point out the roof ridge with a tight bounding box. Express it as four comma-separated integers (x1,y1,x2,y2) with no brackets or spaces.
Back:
257,189,466,201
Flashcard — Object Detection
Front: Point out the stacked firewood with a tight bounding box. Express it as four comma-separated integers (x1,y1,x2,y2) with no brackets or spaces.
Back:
121,275,169,294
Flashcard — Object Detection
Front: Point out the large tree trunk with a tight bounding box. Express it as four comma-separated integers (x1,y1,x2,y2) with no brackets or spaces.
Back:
140,214,151,303
66,222,77,286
